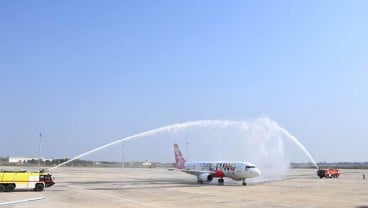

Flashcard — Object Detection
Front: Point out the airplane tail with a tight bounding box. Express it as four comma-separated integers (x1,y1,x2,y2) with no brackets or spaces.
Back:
174,144,186,169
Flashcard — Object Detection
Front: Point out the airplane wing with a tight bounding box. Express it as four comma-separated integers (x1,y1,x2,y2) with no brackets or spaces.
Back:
168,168,216,176
0,196,45,207
181,169,216,176
168,167,216,175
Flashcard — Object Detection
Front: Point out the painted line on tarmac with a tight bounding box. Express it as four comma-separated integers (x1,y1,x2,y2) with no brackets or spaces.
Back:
0,197,45,207
65,185,163,208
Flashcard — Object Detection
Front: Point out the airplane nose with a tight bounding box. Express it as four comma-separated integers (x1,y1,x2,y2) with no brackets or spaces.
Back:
254,168,261,176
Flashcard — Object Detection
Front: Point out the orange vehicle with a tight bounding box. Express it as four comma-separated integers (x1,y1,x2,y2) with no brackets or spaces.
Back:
317,169,340,178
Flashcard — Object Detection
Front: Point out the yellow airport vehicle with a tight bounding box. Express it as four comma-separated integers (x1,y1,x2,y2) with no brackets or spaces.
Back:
0,170,55,192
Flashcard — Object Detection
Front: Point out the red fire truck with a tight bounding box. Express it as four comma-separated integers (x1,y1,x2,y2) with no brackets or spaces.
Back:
317,169,340,178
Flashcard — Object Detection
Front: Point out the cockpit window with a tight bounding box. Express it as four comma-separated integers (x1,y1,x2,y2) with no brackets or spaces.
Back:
245,166,255,169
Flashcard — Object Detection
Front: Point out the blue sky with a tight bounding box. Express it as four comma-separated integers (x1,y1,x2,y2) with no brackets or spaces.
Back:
1,1,367,162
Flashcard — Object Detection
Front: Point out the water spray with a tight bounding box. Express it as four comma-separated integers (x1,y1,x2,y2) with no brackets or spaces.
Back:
276,124,319,169
49,120,231,170
49,118,318,171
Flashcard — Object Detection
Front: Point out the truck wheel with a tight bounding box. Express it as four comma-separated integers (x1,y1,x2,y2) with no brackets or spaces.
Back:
0,184,5,192
35,183,44,192
5,184,15,192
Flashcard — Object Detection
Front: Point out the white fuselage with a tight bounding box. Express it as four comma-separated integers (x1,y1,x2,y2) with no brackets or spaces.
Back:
184,161,261,181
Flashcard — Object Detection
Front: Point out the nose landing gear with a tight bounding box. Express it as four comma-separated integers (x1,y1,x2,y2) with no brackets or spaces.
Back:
242,178,247,186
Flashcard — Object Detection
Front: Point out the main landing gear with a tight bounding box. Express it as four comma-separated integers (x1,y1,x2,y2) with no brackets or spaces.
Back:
218,178,224,185
198,178,247,186
242,178,247,186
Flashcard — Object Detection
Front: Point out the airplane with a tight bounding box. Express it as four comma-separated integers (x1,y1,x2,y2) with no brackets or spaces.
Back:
172,143,261,186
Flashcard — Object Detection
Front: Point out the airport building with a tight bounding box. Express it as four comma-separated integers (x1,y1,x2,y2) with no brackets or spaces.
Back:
8,156,53,163
142,160,152,166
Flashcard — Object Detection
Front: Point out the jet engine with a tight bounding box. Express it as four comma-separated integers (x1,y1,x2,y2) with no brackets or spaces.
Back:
198,173,213,182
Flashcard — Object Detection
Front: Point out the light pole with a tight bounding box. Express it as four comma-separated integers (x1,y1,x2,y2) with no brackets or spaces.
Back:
122,142,125,169
38,133,42,169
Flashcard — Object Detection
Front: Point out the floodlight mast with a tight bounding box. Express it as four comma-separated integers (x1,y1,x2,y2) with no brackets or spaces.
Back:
38,133,42,170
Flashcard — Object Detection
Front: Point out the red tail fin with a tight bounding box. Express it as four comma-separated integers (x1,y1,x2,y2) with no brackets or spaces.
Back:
174,144,186,169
